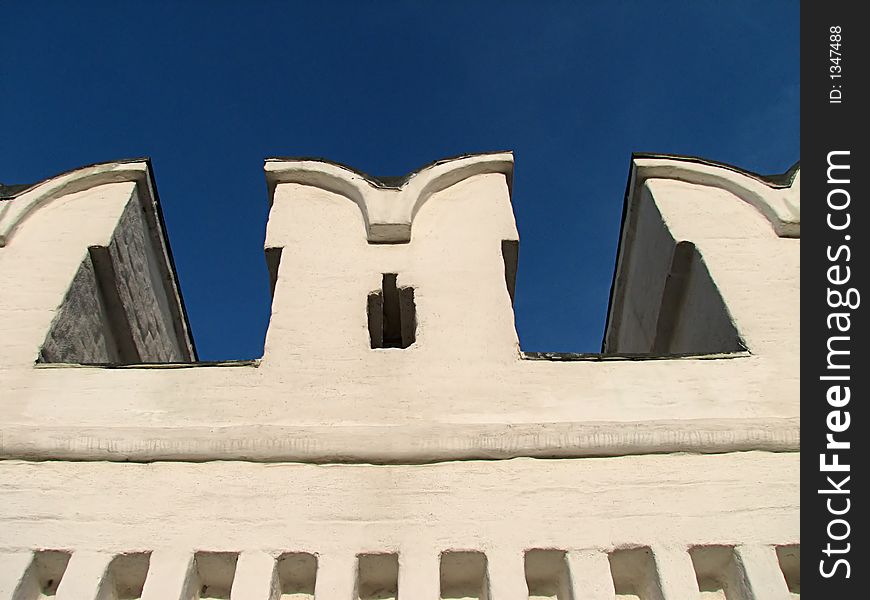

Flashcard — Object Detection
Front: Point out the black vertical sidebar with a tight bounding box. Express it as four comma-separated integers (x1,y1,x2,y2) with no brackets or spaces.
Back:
802,1,867,596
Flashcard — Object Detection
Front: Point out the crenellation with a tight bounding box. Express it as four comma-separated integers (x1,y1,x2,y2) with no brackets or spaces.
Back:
0,152,799,598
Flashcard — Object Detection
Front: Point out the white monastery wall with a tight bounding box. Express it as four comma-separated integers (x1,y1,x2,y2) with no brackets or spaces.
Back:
0,453,798,600
35,194,187,364
0,153,800,599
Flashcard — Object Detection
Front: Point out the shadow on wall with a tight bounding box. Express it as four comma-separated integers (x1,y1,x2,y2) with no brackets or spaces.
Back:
9,544,799,599
17,152,794,367
36,226,744,367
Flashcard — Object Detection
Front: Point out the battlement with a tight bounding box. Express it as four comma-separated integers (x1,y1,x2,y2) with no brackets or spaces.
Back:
0,153,801,598
0,159,195,365
0,153,799,464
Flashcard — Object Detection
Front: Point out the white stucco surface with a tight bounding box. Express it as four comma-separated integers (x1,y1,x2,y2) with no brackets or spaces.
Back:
0,453,797,599
0,156,799,462
0,153,799,599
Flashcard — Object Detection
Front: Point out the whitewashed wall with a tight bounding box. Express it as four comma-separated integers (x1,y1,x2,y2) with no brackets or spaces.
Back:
0,155,800,599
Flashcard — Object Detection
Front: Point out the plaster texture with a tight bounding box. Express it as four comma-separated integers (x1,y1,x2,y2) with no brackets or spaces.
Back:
0,161,194,367
0,155,799,463
38,252,122,363
105,197,189,361
0,153,800,599
37,196,188,364
0,454,797,599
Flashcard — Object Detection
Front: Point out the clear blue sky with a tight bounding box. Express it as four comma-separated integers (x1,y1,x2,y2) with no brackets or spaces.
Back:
1,1,798,359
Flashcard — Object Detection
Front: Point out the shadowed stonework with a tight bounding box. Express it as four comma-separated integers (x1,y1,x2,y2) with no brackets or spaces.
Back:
0,152,799,599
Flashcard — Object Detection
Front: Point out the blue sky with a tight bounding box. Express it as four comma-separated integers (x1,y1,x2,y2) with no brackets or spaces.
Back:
1,1,798,359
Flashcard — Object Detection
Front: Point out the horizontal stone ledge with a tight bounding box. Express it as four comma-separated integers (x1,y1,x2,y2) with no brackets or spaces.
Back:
0,418,799,464
29,351,751,369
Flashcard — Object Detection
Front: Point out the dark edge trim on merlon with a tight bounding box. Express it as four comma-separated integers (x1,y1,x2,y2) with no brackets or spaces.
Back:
143,158,199,361
264,150,514,190
601,153,800,353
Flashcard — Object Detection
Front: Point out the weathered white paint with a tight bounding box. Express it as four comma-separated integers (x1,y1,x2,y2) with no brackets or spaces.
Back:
0,161,194,367
648,546,701,599
732,545,793,600
605,172,799,356
0,454,798,597
565,550,615,600
485,550,526,600
54,551,114,600
0,161,151,247
0,552,35,600
263,153,514,243
314,553,357,600
628,156,800,237
230,552,280,600
138,551,196,600
0,153,799,598
0,155,799,462
398,549,439,600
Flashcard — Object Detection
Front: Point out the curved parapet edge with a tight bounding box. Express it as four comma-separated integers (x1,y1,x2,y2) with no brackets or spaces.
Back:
0,159,197,361
631,154,800,238
264,151,515,243
0,159,150,247
602,154,800,353
0,417,799,464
